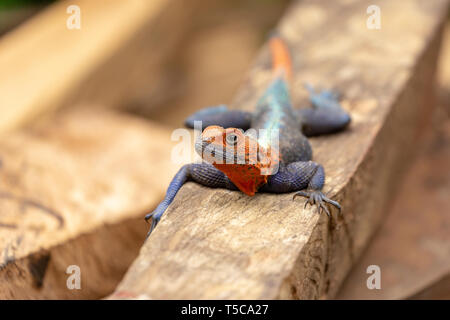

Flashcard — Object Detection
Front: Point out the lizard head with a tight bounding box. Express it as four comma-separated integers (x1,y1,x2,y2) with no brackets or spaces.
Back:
195,125,278,196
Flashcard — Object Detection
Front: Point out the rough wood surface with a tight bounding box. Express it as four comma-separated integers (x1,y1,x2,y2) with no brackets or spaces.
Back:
0,110,189,299
112,0,449,299
0,0,199,134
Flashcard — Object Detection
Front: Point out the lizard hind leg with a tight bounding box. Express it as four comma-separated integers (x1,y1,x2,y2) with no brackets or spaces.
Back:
296,84,351,137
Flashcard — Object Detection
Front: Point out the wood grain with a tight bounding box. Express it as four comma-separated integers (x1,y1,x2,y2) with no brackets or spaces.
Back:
0,0,199,134
112,0,449,299
0,110,193,299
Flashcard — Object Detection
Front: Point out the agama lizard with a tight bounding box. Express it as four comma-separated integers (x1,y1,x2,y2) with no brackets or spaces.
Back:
145,37,351,236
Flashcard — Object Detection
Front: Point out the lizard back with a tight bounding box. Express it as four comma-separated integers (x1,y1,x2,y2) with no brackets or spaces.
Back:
250,38,312,164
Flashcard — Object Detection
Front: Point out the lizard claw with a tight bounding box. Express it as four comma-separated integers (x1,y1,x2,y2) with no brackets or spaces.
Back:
144,212,161,239
144,200,171,239
293,190,340,217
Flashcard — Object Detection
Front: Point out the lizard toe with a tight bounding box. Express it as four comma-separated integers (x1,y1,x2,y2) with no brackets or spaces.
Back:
294,190,340,217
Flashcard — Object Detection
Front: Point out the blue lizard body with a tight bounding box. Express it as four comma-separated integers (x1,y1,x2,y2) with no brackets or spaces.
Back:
145,37,351,236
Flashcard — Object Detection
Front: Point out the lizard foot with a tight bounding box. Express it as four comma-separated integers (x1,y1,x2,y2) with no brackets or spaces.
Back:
144,212,161,239
144,200,171,239
293,190,341,217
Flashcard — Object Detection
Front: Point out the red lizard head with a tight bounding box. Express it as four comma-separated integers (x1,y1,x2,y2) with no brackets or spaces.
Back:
195,125,278,196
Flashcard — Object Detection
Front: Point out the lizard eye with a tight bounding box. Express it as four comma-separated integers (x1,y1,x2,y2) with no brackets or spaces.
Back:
225,133,239,146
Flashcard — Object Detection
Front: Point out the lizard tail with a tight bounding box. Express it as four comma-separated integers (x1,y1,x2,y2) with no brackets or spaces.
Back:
269,36,292,82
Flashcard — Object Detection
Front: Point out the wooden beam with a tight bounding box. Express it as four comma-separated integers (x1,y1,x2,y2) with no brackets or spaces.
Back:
0,110,192,299
0,0,199,134
111,0,449,299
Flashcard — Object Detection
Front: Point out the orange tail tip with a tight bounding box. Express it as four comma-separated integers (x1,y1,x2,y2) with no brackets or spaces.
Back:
269,37,292,82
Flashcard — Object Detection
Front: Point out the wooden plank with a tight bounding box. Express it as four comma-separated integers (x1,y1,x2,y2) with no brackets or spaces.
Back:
0,110,192,299
111,0,449,299
0,0,199,134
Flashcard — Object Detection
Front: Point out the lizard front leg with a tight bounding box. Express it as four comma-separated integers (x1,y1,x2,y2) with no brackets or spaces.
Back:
261,161,340,216
145,163,236,237
184,105,253,131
